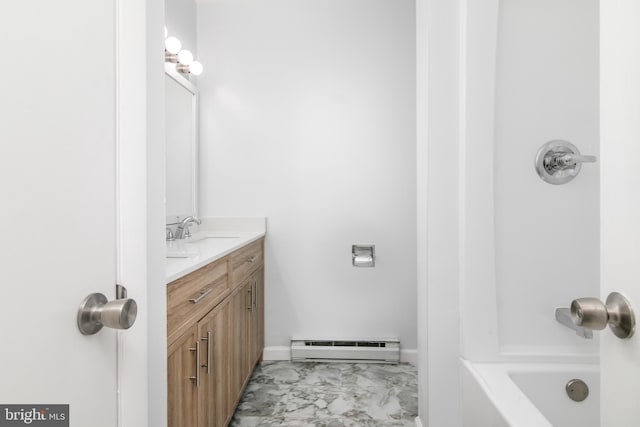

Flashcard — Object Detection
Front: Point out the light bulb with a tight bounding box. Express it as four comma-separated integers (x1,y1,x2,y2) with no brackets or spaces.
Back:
178,49,193,65
190,61,203,76
164,36,181,54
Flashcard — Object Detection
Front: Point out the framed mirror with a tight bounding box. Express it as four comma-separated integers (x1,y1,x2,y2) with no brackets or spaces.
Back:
165,64,198,224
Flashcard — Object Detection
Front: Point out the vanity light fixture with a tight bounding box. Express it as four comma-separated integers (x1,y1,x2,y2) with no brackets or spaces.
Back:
164,30,204,76
175,49,193,72
164,36,182,55
189,61,204,76
178,49,193,65
176,61,204,76
177,60,204,76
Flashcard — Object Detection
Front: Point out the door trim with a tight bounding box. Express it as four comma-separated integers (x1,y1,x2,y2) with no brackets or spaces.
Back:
114,0,166,425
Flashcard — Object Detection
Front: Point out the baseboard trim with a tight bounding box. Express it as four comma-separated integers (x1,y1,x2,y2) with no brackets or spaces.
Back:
401,349,418,366
263,346,291,361
415,416,423,427
263,346,418,365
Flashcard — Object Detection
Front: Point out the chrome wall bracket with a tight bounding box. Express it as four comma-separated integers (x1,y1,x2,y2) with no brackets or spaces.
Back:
535,140,597,185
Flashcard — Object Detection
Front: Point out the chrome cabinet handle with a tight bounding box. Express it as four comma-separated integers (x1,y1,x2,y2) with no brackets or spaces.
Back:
189,288,213,304
201,331,212,375
189,341,201,387
246,256,257,264
247,287,253,311
77,292,138,335
570,292,635,339
253,280,257,310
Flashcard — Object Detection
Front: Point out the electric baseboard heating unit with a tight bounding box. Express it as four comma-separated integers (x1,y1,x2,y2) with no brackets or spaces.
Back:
291,338,400,363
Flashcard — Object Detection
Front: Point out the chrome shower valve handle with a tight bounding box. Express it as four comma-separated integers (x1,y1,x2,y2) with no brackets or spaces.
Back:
535,140,597,185
546,153,597,171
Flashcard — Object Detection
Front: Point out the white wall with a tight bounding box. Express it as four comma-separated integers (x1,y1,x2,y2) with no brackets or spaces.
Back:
196,0,417,355
165,0,197,57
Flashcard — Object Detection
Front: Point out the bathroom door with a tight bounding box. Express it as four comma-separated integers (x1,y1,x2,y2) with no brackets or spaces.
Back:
0,1,144,426
600,1,640,425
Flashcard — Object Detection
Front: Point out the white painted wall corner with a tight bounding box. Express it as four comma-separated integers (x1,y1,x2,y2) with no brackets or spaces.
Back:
263,346,291,361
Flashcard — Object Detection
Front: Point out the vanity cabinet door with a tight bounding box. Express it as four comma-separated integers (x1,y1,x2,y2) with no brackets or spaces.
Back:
168,328,199,427
250,267,265,366
197,301,230,427
229,239,264,290
229,280,252,413
167,258,229,347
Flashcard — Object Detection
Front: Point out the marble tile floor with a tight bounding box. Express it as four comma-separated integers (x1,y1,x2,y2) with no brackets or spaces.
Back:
230,361,418,427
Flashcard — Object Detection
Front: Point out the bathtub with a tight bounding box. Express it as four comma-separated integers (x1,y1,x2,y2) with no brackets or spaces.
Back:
461,360,599,427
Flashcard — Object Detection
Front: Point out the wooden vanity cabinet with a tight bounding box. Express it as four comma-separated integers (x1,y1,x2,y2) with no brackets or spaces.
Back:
167,238,265,427
197,301,229,427
229,279,252,414
167,302,229,427
250,268,265,367
167,258,229,346
227,240,265,412
168,328,198,427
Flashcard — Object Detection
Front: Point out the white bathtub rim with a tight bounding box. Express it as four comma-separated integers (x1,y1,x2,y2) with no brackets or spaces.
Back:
496,345,599,363
462,359,598,427
463,347,599,364
461,359,550,427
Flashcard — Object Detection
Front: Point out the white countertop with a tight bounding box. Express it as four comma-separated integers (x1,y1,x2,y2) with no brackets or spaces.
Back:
165,217,266,283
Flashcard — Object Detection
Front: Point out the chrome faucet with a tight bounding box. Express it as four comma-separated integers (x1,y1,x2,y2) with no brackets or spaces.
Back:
555,307,593,339
175,216,201,239
166,227,175,242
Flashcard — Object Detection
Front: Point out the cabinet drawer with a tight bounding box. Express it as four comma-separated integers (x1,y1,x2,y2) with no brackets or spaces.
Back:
167,258,229,346
229,238,263,289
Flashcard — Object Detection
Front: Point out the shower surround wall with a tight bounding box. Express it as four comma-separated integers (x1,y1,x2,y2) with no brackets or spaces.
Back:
461,0,599,362
418,0,599,425
196,0,417,359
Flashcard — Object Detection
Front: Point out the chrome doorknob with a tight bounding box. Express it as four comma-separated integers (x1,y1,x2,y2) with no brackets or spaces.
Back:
571,298,608,330
77,293,138,335
570,292,635,339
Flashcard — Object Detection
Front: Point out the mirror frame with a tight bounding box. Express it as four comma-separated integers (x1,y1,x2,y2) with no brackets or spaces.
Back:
165,63,199,225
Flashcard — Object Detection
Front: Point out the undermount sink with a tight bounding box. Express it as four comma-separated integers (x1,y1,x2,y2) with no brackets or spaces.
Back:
166,251,198,259
166,236,241,260
183,235,240,244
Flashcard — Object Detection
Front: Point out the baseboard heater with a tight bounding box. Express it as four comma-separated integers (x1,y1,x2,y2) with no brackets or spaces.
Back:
290,338,400,363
